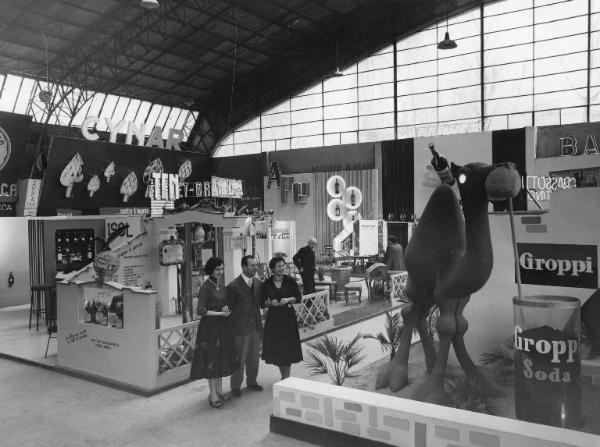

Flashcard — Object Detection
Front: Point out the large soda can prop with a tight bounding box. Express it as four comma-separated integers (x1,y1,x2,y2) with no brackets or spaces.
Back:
513,295,582,428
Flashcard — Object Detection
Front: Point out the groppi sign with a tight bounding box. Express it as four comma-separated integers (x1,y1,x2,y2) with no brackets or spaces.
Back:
517,243,598,289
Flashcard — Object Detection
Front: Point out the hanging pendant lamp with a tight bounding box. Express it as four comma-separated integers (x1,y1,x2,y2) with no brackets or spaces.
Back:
438,31,457,50
39,33,53,104
438,1,457,50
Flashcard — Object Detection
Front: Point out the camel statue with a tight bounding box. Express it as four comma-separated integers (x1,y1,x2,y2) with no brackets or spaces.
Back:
376,158,521,404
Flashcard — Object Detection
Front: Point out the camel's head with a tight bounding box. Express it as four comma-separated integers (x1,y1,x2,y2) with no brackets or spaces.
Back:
450,161,521,211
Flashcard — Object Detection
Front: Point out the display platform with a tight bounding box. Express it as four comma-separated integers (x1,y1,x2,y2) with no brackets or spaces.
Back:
271,377,600,447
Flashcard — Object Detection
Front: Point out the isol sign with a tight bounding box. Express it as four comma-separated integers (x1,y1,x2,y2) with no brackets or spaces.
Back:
517,243,598,289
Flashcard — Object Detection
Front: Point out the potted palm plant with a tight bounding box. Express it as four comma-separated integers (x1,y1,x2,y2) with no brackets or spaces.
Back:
305,334,366,386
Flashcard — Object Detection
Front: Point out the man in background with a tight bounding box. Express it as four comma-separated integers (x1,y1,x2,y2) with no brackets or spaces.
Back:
293,237,317,294
384,235,406,271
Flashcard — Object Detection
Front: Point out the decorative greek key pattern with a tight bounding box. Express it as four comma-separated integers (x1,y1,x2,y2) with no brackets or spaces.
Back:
157,321,199,374
294,290,329,328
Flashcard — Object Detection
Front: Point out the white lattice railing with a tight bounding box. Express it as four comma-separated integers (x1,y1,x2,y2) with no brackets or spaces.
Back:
157,321,200,374
294,290,329,328
389,271,408,301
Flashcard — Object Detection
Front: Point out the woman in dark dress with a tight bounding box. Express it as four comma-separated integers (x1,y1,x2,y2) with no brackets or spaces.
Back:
261,256,303,380
190,257,235,409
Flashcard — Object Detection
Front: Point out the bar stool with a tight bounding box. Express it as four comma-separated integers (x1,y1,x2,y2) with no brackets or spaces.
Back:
45,286,57,358
29,285,48,331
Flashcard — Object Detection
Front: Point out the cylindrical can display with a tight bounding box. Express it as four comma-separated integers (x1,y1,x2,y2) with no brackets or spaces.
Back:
513,295,581,428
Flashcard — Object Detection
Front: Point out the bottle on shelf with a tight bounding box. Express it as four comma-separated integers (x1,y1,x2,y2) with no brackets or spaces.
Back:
335,204,341,217
100,303,109,326
90,300,97,323
94,301,103,324
115,301,124,329
334,178,340,195
428,143,454,185
108,297,118,327
87,244,93,261
350,190,356,207
83,300,92,323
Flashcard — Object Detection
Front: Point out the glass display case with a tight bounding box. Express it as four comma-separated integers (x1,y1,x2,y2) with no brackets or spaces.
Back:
55,229,95,272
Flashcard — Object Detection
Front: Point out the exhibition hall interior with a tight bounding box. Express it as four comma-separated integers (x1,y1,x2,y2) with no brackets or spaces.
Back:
0,0,599,446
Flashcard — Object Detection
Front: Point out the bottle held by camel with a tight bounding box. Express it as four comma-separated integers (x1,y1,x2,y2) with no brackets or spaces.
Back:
428,143,454,185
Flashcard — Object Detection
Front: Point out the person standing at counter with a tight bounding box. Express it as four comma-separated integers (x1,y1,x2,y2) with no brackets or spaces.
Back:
261,256,303,380
227,255,263,397
293,237,317,294
383,235,406,271
190,257,235,409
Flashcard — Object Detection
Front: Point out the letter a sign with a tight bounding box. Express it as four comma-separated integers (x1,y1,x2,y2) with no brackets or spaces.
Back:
267,161,282,189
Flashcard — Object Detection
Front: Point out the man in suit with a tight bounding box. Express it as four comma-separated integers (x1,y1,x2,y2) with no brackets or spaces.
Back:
227,255,263,396
293,237,317,294
384,235,406,271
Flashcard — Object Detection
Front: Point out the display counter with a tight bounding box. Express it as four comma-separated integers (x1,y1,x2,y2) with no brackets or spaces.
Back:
57,277,198,393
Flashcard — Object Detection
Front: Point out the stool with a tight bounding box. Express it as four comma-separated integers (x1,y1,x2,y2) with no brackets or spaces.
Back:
344,283,363,305
45,323,57,358
29,284,50,331
44,286,58,358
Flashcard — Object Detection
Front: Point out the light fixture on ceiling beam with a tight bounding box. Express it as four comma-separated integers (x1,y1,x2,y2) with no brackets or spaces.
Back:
438,1,457,50
39,33,53,104
332,36,344,78
141,0,160,10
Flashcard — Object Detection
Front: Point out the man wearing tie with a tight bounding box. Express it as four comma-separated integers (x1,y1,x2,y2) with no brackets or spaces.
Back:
227,255,263,396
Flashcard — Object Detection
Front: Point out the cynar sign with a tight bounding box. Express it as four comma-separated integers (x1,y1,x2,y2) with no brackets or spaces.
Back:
517,243,598,289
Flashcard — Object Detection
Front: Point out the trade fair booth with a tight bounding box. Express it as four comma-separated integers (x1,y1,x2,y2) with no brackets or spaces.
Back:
52,208,250,393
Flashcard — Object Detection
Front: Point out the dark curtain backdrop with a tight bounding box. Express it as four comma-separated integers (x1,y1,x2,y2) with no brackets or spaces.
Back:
492,128,527,211
314,169,378,255
382,139,414,221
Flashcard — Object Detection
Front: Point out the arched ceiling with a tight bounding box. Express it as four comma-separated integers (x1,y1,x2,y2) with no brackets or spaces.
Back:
0,0,497,151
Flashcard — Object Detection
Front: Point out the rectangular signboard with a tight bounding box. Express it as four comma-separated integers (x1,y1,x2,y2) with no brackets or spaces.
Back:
536,122,600,159
517,243,598,289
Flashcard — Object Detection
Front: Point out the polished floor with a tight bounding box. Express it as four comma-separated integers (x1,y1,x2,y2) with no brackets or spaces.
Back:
0,301,397,446
0,304,57,365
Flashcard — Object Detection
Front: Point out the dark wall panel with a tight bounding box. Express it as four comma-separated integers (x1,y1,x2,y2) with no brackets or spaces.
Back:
492,128,527,211
262,142,376,175
382,139,414,221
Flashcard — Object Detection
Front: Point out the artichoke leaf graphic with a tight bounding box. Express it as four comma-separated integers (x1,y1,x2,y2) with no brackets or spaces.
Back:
104,161,115,183
120,172,138,203
178,159,192,182
60,153,84,198
87,175,100,198
143,158,164,198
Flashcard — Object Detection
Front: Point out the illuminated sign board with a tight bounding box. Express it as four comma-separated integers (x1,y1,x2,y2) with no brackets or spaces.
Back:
179,176,244,199
537,122,600,158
